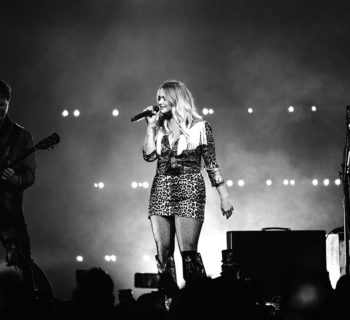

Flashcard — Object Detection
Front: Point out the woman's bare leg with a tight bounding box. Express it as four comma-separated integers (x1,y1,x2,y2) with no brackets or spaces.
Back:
175,216,203,252
150,215,175,263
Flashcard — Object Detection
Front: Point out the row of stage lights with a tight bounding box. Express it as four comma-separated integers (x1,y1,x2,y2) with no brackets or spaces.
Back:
75,254,156,264
61,109,120,117
92,178,341,190
76,254,117,263
61,105,318,118
225,178,341,187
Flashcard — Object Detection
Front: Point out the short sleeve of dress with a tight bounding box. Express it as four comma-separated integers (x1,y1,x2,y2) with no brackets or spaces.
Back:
201,121,225,187
142,149,158,162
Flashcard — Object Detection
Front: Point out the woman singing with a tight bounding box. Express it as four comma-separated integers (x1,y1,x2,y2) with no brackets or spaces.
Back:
142,80,234,304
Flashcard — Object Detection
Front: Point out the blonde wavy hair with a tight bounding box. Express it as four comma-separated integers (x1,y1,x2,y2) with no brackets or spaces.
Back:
156,80,202,138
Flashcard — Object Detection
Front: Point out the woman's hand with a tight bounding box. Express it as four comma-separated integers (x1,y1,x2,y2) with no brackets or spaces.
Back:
220,195,234,219
144,106,159,129
216,184,234,219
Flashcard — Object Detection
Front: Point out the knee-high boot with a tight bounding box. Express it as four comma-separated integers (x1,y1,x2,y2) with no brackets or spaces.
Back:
181,251,207,282
156,255,178,311
156,255,177,284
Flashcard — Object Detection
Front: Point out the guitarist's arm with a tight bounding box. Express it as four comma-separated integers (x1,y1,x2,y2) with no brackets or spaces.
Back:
1,130,36,190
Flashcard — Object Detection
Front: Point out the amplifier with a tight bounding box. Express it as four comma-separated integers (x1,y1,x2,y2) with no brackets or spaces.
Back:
226,228,327,302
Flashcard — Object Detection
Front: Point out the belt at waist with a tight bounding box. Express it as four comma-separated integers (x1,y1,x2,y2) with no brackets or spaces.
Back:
158,166,201,175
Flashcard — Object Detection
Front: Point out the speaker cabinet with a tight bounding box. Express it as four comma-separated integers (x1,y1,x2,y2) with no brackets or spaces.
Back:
326,233,350,288
226,229,327,302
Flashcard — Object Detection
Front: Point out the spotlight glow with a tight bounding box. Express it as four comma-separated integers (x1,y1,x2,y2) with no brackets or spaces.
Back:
335,179,341,186
202,108,209,115
104,255,111,262
112,109,119,117
323,179,330,186
248,108,253,114
266,179,272,186
62,110,69,117
237,179,245,187
311,106,317,112
98,182,105,189
290,180,295,186
288,106,295,113
142,181,149,188
110,255,117,262
208,108,214,114
131,182,138,189
283,179,289,186
143,254,151,262
73,109,80,117
76,256,84,262
226,180,234,187
312,179,318,186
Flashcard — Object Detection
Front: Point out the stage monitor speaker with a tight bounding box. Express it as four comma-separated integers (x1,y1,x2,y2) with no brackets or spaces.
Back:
226,229,327,302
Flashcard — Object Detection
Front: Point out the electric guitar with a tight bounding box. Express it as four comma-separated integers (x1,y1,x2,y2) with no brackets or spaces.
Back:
0,132,60,171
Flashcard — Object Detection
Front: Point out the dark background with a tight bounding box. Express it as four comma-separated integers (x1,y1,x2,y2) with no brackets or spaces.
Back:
0,0,349,301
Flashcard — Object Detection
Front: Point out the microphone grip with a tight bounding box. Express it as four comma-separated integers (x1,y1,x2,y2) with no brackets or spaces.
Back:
131,110,153,122
131,106,159,122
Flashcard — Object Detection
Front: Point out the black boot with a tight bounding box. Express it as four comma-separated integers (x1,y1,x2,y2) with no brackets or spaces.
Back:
156,255,178,311
156,255,177,284
181,251,207,283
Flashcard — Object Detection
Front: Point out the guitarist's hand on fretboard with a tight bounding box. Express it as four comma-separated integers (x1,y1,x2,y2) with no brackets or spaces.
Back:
0,167,20,185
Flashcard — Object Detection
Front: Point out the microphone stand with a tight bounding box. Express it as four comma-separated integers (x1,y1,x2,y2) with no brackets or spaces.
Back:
340,106,350,276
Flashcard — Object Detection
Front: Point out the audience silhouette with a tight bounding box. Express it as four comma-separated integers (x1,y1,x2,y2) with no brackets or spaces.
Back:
0,253,347,320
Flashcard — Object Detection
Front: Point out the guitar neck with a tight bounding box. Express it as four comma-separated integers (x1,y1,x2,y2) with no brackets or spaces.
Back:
2,146,36,170
0,133,59,171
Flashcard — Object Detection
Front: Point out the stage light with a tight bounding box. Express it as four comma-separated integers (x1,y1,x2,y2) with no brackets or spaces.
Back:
202,108,209,115
112,109,119,117
248,108,253,114
311,106,317,112
142,181,149,188
104,255,111,262
73,109,80,117
237,179,245,187
288,106,294,113
226,180,233,187
290,180,295,186
62,110,69,117
323,179,330,186
94,182,104,189
266,179,272,186
143,254,151,262
208,108,214,114
110,255,117,262
335,179,341,186
131,182,138,189
283,179,289,186
76,256,84,262
312,179,318,186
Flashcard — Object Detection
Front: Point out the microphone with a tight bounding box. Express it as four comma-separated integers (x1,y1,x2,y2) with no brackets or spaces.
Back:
131,105,159,122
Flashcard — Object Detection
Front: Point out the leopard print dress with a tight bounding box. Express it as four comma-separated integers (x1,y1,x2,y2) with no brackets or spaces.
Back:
143,121,224,222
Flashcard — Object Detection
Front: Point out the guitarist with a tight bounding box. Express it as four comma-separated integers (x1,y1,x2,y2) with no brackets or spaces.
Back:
0,78,54,305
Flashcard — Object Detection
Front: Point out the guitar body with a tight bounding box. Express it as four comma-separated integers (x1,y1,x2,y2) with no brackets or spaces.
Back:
28,259,56,303
0,262,56,315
